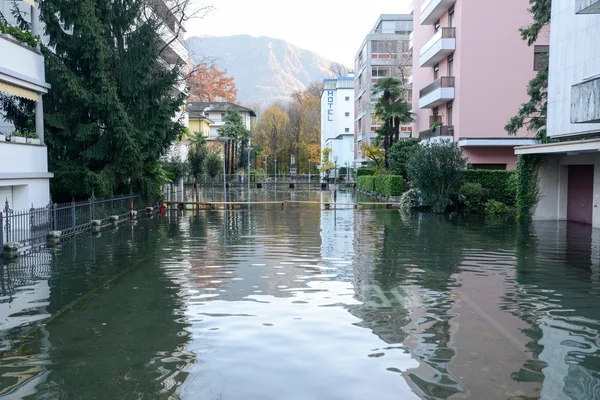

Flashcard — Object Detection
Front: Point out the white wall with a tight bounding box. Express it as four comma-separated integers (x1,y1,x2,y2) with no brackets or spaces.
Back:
321,77,355,164
547,0,600,137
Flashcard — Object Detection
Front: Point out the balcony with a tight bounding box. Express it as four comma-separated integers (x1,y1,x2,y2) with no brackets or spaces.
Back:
420,0,456,25
0,35,48,93
158,25,188,65
576,0,600,13
419,28,456,67
571,76,600,123
418,125,454,139
419,76,455,109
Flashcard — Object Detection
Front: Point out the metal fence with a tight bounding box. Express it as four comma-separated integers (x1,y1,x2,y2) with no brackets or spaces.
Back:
1,194,140,252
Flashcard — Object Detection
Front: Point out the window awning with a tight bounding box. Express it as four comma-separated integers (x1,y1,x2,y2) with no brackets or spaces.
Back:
23,0,35,6
0,81,38,101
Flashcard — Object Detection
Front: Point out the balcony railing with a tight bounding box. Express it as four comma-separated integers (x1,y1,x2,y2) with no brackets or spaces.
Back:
429,115,442,126
420,77,455,98
418,125,454,139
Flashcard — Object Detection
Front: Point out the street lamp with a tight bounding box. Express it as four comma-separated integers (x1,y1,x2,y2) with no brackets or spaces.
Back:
217,137,228,204
308,159,312,185
247,146,254,194
263,154,269,182
274,158,277,181
333,155,338,182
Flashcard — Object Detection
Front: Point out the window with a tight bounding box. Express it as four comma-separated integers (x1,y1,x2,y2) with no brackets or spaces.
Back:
471,164,507,170
372,66,391,77
434,20,441,33
433,64,440,80
345,96,350,101
449,6,455,27
358,118,362,133
448,55,454,76
345,112,350,117
358,95,363,111
221,113,226,120
372,40,399,54
345,128,350,132
534,45,549,71
432,107,439,116
447,101,453,126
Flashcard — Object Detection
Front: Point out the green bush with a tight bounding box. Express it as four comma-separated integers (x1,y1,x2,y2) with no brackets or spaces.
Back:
338,167,348,177
358,175,403,196
458,182,484,213
462,170,516,205
407,141,467,213
357,168,375,177
485,200,510,217
356,176,375,192
388,138,420,178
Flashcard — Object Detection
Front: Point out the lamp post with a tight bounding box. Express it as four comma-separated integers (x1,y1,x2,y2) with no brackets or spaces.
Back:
274,158,277,181
217,137,228,204
263,154,269,182
333,155,338,202
247,146,254,195
308,159,312,185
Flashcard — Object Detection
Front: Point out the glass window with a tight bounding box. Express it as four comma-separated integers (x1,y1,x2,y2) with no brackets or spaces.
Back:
449,6,455,27
345,96,350,101
221,113,225,120
534,45,549,71
432,107,439,116
448,56,454,76
345,112,350,117
447,101,453,126
433,64,440,80
345,128,350,132
434,20,441,33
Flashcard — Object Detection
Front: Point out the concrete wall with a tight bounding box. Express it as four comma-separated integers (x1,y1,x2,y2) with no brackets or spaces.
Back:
547,0,600,136
534,153,600,227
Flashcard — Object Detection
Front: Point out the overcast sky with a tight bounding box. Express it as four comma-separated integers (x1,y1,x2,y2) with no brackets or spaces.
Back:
187,0,411,67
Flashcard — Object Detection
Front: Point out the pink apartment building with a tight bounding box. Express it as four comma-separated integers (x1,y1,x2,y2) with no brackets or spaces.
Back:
411,0,549,170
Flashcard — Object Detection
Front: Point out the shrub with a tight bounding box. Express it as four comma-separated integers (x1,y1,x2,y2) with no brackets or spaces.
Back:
485,200,509,217
338,167,348,177
357,168,375,177
458,182,484,213
462,170,516,205
388,138,420,179
356,176,375,192
407,141,467,213
399,188,422,211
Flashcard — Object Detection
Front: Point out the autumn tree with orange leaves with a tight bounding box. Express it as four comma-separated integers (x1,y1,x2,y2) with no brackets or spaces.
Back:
188,64,238,103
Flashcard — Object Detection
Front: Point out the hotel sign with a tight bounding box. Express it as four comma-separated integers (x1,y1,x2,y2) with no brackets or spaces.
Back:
327,90,334,122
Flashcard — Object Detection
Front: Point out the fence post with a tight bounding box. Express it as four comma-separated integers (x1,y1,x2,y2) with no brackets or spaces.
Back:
71,198,76,230
90,193,95,222
0,211,3,254
4,199,10,243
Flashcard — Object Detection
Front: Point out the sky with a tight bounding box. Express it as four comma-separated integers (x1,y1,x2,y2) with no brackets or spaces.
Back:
186,0,411,67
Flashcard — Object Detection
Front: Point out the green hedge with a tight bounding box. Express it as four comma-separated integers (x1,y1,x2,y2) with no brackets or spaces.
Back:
462,170,516,205
356,176,375,192
357,175,404,196
357,168,375,177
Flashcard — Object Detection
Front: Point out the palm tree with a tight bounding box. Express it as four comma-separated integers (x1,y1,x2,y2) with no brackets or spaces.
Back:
372,77,414,169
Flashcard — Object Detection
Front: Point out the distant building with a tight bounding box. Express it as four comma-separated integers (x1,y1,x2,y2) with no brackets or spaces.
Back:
0,0,52,210
515,0,600,226
411,0,546,169
321,73,356,173
353,14,414,165
186,102,256,141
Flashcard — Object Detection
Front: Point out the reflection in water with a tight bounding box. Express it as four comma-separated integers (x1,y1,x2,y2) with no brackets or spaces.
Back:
1,188,600,398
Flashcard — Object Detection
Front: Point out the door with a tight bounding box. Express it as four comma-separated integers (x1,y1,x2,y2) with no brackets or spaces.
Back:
567,165,594,225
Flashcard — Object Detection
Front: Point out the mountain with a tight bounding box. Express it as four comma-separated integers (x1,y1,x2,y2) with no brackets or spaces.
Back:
185,35,348,107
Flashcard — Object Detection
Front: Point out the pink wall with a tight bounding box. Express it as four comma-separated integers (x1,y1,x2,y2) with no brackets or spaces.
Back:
462,147,520,169
412,0,549,166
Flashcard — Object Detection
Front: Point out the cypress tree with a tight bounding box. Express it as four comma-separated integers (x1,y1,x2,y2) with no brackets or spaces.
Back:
40,0,186,199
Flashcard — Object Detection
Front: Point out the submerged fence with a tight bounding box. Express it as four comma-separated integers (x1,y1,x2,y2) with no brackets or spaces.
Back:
1,194,140,253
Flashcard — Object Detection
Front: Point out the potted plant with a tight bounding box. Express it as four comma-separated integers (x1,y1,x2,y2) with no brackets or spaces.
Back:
430,121,443,133
24,130,40,144
11,131,26,143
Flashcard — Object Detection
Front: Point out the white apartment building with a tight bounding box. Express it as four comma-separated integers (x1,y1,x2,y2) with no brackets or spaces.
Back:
515,0,600,226
0,0,52,210
353,14,413,165
320,74,355,173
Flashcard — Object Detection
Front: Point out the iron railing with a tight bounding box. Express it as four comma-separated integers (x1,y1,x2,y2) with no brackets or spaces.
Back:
1,194,140,253
420,76,455,98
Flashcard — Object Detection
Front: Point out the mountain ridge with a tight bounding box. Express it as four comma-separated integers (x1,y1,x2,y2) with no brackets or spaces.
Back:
185,34,348,107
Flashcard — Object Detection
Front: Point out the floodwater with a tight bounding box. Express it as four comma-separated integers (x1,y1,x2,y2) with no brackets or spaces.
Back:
2,188,600,399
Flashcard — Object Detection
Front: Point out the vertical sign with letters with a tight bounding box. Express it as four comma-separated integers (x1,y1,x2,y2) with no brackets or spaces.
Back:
327,90,334,122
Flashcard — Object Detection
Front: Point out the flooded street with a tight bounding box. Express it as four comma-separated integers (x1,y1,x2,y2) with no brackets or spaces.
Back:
2,188,600,399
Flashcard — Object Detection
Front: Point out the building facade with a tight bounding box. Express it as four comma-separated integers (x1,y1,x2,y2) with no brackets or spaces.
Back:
0,0,52,210
515,0,600,226
321,74,355,173
411,0,546,169
186,102,256,141
353,15,413,165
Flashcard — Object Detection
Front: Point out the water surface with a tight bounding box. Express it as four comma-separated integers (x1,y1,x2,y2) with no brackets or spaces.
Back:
2,188,600,399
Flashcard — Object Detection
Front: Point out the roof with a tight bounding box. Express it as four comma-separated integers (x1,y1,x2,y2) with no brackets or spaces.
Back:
188,112,214,123
187,102,257,117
